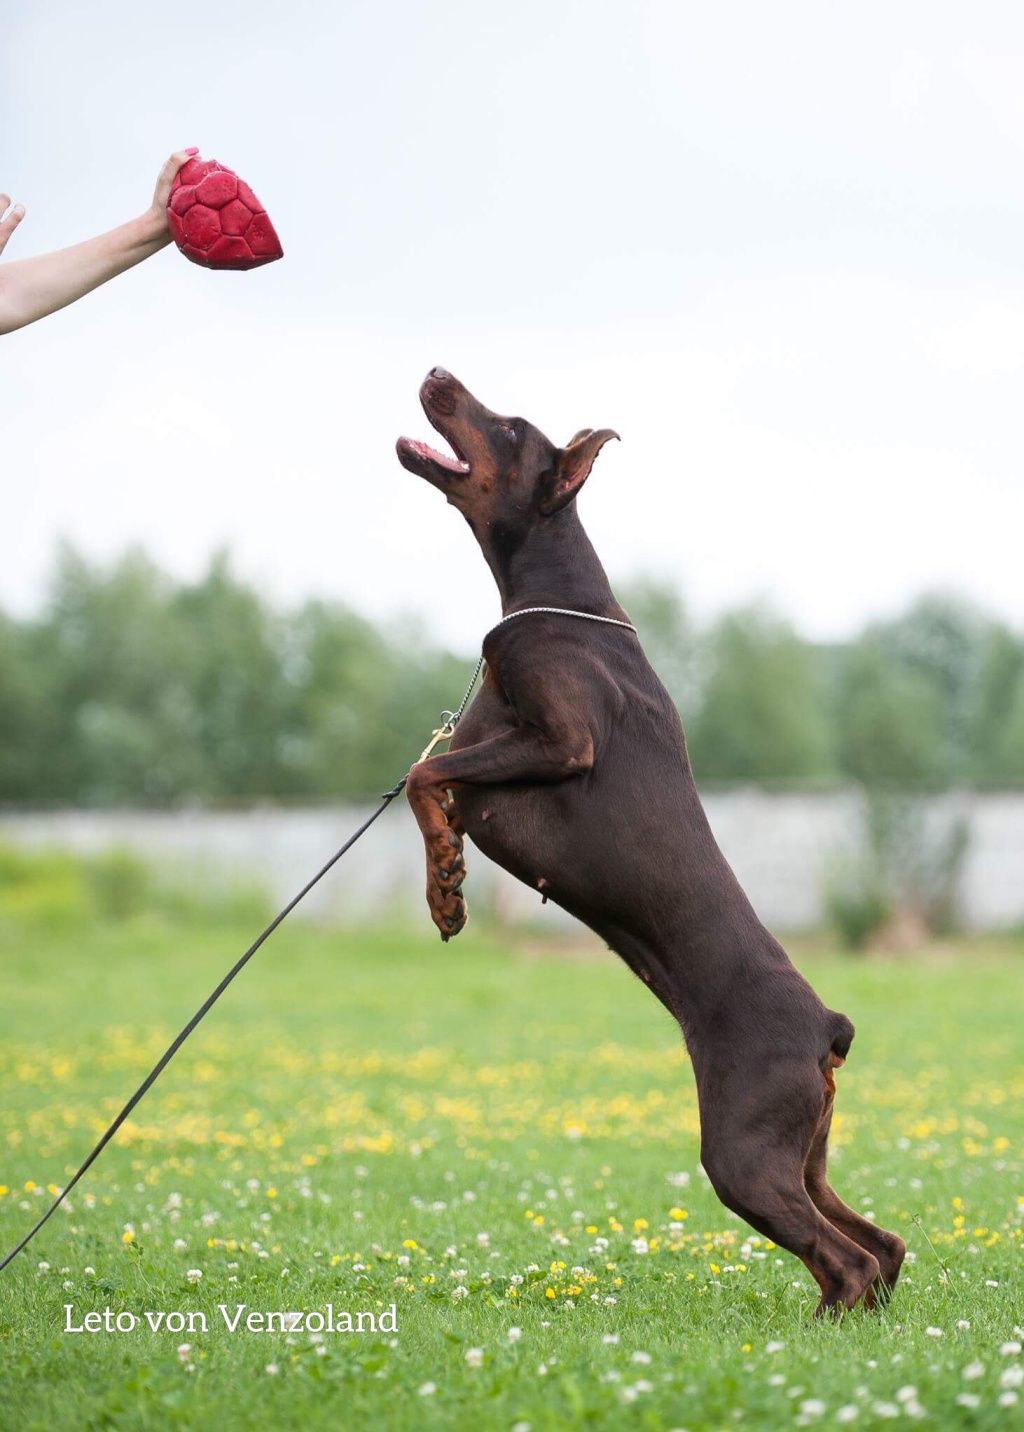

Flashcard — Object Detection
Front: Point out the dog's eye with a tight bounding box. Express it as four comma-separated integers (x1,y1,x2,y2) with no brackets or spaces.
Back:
500,423,517,444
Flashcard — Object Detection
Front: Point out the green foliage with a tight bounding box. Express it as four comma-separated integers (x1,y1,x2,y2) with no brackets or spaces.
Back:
823,862,893,951
687,607,833,782
1,551,1023,804
0,842,269,931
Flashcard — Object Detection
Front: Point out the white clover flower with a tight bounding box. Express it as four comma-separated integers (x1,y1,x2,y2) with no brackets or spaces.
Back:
871,1402,899,1419
630,1238,649,1255
836,1407,858,1423
264,1363,279,1376
768,1374,786,1386
452,1285,469,1301
509,1274,524,1287
418,1382,436,1397
185,1269,203,1285
1001,1342,1022,1357
476,1232,490,1247
1001,1367,1024,1390
955,1394,980,1409
766,1340,786,1354
602,1333,619,1345
173,1238,187,1252
465,1347,484,1368
1000,1392,1019,1408
962,1361,985,1381
631,1351,652,1365
603,1296,617,1306
799,1399,826,1417
633,1379,653,1393
177,1344,191,1362
507,1327,523,1342
37,1262,50,1272
895,1387,917,1404
924,1326,943,1338
956,1320,970,1331
511,1423,531,1432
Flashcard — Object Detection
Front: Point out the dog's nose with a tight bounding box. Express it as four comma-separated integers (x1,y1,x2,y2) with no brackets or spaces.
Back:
428,366,451,381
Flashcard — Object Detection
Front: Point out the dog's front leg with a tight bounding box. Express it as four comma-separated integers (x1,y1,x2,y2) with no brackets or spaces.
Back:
406,726,594,940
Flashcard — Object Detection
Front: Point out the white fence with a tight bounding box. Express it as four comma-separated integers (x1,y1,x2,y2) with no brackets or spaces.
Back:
2,791,1023,932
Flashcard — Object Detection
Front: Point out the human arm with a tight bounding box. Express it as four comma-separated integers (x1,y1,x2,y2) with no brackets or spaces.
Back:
0,149,196,335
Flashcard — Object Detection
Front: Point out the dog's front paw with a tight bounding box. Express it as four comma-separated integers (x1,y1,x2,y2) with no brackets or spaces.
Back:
426,826,468,941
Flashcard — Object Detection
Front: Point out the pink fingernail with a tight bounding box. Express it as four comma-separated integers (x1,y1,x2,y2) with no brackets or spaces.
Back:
185,147,199,156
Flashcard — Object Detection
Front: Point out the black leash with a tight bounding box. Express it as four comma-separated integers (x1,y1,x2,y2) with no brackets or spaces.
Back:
0,788,407,1274
0,663,482,1273
0,606,638,1273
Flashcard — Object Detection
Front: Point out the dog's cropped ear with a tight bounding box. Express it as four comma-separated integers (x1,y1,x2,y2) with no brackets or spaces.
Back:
538,428,620,515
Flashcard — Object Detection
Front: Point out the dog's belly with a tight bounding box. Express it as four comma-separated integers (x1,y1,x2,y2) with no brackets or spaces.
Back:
455,759,680,933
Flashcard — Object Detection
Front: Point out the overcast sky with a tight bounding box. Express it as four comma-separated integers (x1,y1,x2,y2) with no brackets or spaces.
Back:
4,0,1023,653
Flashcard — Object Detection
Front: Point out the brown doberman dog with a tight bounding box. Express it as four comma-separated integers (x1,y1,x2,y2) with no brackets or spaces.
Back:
396,367,905,1316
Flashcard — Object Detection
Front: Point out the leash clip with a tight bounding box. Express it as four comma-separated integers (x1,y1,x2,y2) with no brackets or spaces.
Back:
418,710,458,763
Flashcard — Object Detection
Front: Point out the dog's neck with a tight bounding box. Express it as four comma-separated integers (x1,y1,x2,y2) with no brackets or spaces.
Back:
479,503,627,619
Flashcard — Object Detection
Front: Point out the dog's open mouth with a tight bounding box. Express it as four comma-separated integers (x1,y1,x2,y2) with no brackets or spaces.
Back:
397,372,472,487
396,434,470,480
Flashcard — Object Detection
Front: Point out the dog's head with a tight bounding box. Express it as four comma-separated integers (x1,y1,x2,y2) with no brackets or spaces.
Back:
396,368,618,542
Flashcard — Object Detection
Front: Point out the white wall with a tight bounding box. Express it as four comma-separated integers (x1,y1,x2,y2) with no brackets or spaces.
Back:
1,791,1022,932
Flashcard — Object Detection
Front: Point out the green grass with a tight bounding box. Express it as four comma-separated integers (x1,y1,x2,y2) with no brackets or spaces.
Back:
1,909,1022,1430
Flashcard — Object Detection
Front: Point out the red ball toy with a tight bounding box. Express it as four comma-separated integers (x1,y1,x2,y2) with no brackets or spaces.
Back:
167,158,283,270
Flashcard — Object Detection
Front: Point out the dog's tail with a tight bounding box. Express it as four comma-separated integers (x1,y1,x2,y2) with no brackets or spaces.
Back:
827,1011,856,1065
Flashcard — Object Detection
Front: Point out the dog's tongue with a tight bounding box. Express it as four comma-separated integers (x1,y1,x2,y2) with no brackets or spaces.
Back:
167,158,283,271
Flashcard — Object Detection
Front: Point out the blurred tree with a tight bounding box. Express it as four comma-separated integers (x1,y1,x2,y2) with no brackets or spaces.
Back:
617,577,699,715
2,550,1022,806
835,637,949,789
687,608,834,783
969,625,1024,784
171,552,294,800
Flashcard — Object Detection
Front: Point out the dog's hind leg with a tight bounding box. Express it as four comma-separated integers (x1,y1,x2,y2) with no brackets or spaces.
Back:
700,1063,880,1317
803,1091,906,1306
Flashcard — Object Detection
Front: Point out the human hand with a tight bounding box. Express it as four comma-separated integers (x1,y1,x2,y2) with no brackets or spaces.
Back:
0,194,26,257
143,148,200,239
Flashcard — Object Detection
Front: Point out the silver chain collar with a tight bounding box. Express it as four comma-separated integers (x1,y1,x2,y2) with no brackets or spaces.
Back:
419,606,638,761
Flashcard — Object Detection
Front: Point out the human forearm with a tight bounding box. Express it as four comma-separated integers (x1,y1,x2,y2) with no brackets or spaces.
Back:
0,148,195,335
0,210,169,333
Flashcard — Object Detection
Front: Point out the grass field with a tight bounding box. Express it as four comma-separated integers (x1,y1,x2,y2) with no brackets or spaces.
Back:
1,898,1022,1429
